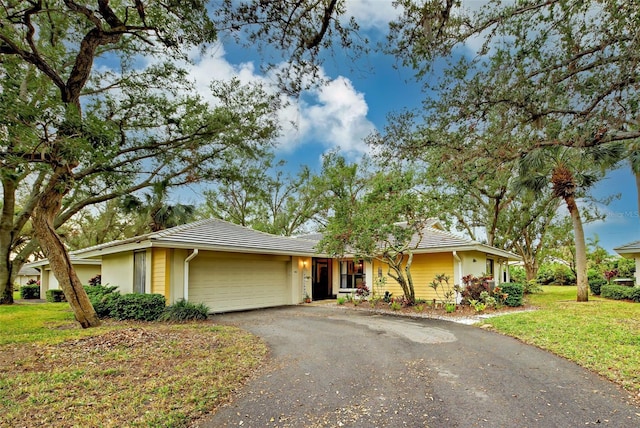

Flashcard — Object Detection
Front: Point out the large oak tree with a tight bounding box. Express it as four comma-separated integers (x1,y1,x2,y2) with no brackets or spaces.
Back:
0,0,359,327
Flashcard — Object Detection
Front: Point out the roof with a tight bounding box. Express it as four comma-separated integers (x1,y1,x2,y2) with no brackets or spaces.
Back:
69,217,518,261
614,240,640,257
74,218,321,258
17,266,40,276
298,219,519,261
24,256,102,269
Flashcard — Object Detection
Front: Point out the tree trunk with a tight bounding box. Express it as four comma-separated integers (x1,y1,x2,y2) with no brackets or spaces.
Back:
565,196,588,302
0,177,18,304
524,258,538,282
32,172,100,328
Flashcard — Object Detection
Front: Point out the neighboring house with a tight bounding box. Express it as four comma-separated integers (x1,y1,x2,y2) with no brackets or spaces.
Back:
301,220,520,302
23,257,101,297
15,266,40,287
613,241,640,285
66,218,520,312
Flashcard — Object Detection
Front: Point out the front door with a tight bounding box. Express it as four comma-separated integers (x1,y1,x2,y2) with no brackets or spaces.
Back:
312,258,332,299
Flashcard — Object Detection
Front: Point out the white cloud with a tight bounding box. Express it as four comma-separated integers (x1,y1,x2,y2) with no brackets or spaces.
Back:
182,45,376,159
345,0,400,30
274,74,376,159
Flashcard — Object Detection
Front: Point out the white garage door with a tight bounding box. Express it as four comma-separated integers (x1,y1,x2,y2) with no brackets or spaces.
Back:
189,253,291,312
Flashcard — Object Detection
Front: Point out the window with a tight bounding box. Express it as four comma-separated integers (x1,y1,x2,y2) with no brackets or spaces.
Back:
133,251,146,294
340,260,364,289
486,258,494,278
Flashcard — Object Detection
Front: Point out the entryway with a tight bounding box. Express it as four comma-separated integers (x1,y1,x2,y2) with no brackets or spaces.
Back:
311,258,332,300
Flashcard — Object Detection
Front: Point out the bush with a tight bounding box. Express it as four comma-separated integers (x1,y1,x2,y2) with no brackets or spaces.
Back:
509,266,527,284
19,284,40,299
45,289,66,302
588,277,607,296
500,282,524,307
536,263,576,285
85,284,121,318
88,274,102,286
159,299,209,322
601,285,640,302
108,293,166,321
460,275,490,304
522,280,543,295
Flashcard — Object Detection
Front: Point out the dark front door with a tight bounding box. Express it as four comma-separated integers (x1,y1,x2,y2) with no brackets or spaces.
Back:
312,258,332,299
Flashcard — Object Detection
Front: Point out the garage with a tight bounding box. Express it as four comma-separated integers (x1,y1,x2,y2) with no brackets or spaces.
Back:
189,251,292,312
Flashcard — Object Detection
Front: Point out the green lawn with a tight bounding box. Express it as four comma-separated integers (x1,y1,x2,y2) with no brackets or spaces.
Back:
0,302,267,427
482,286,640,400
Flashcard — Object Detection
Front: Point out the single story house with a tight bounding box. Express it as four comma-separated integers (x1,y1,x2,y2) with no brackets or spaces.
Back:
15,266,40,287
613,241,640,285
24,257,102,296
59,218,519,312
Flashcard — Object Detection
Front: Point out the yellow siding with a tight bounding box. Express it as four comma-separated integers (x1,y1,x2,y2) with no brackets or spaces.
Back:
152,248,170,301
373,253,455,301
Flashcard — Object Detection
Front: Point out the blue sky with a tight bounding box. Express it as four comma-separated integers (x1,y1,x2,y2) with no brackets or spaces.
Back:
175,0,639,255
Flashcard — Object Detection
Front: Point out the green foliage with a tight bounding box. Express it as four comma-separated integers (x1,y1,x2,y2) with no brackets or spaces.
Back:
390,301,402,311
85,284,121,318
522,280,543,295
500,283,524,307
19,284,40,299
337,296,346,305
45,289,66,303
536,263,576,286
509,266,526,284
445,303,456,313
460,275,490,304
158,299,210,322
601,285,640,303
588,270,608,296
429,273,459,305
469,300,486,313
382,291,393,303
108,293,166,321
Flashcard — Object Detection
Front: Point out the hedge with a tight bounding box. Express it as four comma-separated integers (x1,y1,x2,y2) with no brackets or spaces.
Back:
108,293,166,321
600,285,640,302
45,289,66,302
19,284,40,299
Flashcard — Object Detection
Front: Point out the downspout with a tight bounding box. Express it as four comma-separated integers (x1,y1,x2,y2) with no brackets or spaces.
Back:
183,249,199,301
453,251,462,303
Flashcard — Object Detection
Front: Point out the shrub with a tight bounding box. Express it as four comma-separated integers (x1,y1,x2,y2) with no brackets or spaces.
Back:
88,274,102,286
108,293,166,321
45,289,66,302
508,266,527,284
601,285,639,302
85,284,121,318
536,263,575,285
159,299,209,322
382,291,393,303
337,296,346,305
522,280,543,295
19,284,40,299
588,277,607,296
390,301,402,311
500,282,524,307
460,275,490,304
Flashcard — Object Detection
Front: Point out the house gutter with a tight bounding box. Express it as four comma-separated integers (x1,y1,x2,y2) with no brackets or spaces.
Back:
183,249,199,301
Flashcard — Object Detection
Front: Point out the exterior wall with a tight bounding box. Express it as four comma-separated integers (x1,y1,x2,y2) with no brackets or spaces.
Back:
372,253,455,301
102,252,134,293
636,256,640,285
460,251,490,279
298,256,311,302
151,248,171,301
15,274,39,287
169,248,188,303
41,264,101,291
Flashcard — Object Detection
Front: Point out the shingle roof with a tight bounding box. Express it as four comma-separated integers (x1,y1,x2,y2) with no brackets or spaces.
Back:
74,218,320,257
72,217,519,260
614,240,640,255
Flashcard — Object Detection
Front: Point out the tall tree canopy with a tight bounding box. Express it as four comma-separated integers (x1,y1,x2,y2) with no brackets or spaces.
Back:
0,0,360,327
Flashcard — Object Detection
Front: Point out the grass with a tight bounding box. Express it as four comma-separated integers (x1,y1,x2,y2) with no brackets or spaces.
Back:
0,302,267,427
482,286,640,401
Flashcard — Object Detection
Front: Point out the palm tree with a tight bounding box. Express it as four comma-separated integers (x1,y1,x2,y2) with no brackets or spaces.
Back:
518,143,623,302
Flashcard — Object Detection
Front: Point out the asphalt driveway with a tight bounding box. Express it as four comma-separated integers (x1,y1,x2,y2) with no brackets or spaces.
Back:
194,306,639,427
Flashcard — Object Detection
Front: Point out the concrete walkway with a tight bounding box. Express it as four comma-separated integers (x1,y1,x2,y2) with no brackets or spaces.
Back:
194,306,639,427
